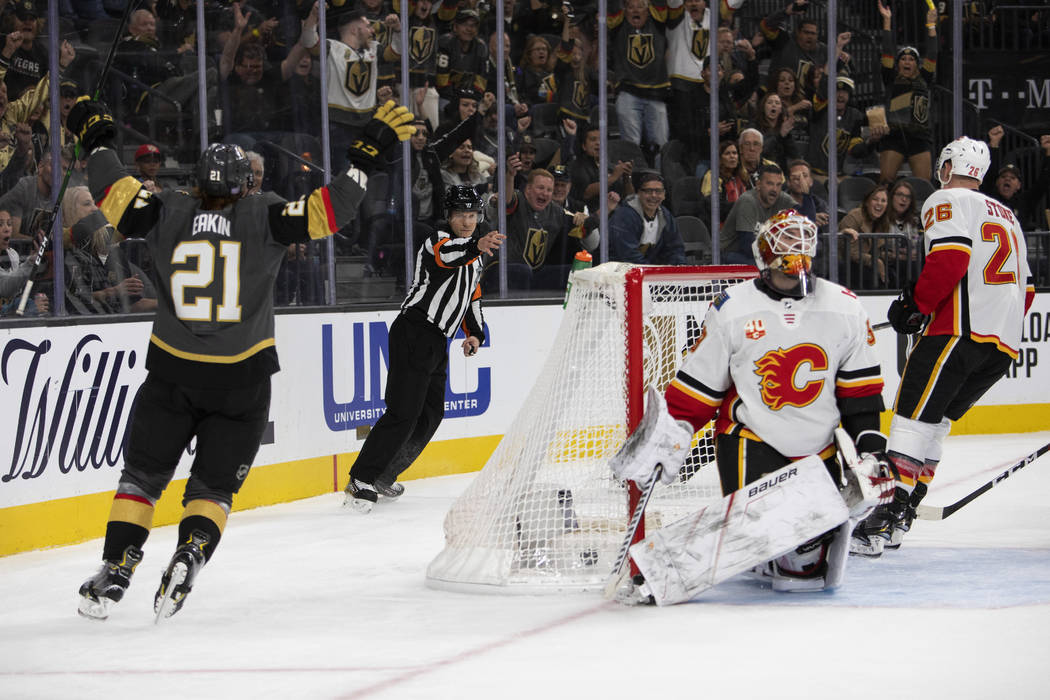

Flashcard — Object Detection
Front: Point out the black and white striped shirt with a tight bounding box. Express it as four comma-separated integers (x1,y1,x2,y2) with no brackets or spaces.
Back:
402,229,486,341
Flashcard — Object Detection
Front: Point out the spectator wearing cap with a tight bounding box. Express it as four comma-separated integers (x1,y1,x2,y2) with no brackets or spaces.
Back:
983,126,1050,232
0,23,77,148
297,2,403,169
133,143,175,193
609,0,672,158
434,86,493,146
551,164,586,213
435,8,489,108
219,1,315,149
484,154,597,292
876,0,938,185
0,33,52,180
0,0,47,99
806,74,886,179
510,133,539,190
608,171,686,265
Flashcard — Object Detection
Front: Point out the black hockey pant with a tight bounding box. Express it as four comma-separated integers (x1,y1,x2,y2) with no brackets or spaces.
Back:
349,310,448,484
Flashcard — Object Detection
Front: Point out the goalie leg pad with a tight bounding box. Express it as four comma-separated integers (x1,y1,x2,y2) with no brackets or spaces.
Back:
628,456,849,606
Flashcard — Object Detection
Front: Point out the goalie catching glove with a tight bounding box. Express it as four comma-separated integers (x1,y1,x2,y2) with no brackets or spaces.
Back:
67,97,116,152
609,386,693,487
887,283,928,335
346,100,416,172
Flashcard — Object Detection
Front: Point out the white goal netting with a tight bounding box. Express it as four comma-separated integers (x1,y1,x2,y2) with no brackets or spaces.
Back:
425,263,757,592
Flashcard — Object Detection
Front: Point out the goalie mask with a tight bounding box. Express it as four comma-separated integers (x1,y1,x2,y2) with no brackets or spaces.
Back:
935,136,991,186
752,210,819,298
197,143,254,199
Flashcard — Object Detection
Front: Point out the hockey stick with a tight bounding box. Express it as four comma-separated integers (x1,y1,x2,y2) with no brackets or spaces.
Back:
915,441,1050,520
14,0,135,316
602,465,663,600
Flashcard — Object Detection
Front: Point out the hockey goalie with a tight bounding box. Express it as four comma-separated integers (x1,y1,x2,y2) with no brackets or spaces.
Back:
610,212,896,605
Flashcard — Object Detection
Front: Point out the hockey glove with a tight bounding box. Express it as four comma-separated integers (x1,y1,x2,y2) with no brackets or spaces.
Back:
67,97,116,152
346,100,416,172
887,283,928,335
842,451,897,519
609,386,693,487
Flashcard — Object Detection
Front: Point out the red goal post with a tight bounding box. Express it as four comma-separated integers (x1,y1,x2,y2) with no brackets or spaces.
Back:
426,263,758,593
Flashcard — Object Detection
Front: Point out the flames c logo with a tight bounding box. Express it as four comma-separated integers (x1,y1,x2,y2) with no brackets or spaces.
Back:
753,343,828,410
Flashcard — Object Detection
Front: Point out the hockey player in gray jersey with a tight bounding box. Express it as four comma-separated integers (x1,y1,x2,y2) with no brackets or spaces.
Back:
70,98,416,621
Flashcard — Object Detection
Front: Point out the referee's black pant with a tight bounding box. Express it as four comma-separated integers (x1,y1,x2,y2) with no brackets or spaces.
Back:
350,309,448,484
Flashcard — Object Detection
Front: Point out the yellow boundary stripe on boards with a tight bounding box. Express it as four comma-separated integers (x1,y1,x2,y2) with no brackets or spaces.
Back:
0,435,501,557
2,402,1048,558
878,404,1050,435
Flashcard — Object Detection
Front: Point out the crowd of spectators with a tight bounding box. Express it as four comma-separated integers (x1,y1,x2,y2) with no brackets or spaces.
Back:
1,0,1049,318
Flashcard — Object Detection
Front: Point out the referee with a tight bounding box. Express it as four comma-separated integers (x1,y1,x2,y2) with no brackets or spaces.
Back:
345,185,505,512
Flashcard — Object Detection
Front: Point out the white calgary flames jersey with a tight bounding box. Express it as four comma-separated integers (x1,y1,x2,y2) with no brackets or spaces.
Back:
919,187,1032,356
667,279,884,458
325,39,380,118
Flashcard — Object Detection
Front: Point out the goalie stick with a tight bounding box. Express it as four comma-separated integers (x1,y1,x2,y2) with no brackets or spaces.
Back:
602,465,662,600
916,441,1050,520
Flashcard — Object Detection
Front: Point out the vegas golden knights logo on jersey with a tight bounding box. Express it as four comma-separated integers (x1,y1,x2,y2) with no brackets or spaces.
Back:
821,129,849,158
691,29,708,60
572,80,587,110
753,343,828,410
524,227,550,268
372,20,389,46
628,34,655,68
796,61,813,92
912,95,929,124
345,59,373,96
541,74,557,100
411,27,435,64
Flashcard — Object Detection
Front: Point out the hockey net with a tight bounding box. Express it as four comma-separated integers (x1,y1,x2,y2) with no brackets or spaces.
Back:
426,263,758,592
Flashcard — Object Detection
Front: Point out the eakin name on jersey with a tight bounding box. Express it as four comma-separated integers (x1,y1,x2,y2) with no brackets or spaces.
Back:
667,278,884,458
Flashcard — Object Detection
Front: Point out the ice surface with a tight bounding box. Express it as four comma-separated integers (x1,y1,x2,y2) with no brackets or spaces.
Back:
1,432,1048,699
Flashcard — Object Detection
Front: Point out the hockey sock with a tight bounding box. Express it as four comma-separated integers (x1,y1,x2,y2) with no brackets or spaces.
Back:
887,451,923,495
102,491,155,562
178,500,228,563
